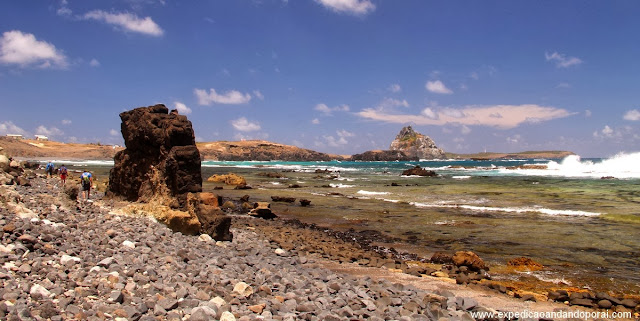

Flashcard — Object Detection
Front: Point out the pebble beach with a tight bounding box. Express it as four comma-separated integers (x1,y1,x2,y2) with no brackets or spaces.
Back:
1,174,637,320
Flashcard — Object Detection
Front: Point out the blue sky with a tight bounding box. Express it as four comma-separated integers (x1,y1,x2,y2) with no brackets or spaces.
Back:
1,0,639,157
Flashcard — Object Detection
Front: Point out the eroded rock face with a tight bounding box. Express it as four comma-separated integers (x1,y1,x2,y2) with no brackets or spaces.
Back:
107,104,202,207
389,126,445,160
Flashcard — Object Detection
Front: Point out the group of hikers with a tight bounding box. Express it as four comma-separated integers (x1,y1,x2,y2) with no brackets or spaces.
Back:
45,161,93,201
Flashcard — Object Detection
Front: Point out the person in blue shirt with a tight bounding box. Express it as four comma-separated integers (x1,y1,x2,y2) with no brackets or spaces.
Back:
80,170,93,201
45,161,54,178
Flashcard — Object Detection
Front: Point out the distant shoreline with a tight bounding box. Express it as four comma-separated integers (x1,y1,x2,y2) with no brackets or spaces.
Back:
1,137,575,161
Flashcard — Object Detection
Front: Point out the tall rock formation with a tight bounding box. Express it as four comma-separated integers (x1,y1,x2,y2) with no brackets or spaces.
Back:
107,104,232,240
389,126,445,159
107,104,202,207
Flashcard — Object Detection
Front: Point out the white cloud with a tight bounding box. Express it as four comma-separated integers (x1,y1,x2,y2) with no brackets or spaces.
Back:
461,125,471,135
311,118,320,125
323,129,355,147
314,0,375,15
61,119,72,125
314,103,350,115
231,117,261,132
253,90,264,100
83,10,164,37
194,88,252,105
358,104,572,129
174,101,192,115
110,129,120,136
89,58,100,67
545,51,583,68
35,125,63,136
585,110,592,117
0,121,27,135
388,84,401,93
601,125,613,136
376,98,409,111
57,7,72,16
507,134,522,144
623,109,640,121
0,30,68,69
556,83,571,89
425,80,453,94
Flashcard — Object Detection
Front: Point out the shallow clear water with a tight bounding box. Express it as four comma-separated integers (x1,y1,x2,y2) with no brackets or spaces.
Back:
202,155,640,294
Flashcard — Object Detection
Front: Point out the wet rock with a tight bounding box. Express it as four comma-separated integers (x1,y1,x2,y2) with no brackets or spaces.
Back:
598,299,613,309
401,166,437,177
271,196,295,203
507,256,544,271
299,199,311,206
570,298,595,307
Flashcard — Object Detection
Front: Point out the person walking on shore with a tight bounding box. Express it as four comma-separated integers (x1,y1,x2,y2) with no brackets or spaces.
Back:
45,161,54,178
81,170,92,201
59,164,68,186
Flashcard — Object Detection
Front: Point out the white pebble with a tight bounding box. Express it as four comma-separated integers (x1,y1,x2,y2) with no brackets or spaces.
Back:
122,240,135,249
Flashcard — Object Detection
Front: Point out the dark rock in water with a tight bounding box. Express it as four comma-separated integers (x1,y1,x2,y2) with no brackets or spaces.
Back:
350,150,417,161
106,104,202,208
271,196,296,203
234,184,252,190
299,199,311,206
401,166,437,177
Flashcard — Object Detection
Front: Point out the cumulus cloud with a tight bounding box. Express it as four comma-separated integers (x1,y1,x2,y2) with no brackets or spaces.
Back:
314,0,375,15
585,110,592,117
358,104,572,129
311,118,320,125
0,30,68,68
231,117,261,132
174,101,192,115
545,51,583,68
253,90,264,100
425,80,453,94
376,98,409,112
89,58,100,67
61,119,72,125
110,129,120,136
314,103,350,115
507,134,522,144
623,109,640,121
0,121,27,135
323,129,354,147
388,84,401,93
82,10,164,37
194,88,252,105
35,125,63,136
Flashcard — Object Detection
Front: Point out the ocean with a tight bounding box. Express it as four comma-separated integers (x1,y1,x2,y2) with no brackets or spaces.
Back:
52,152,640,295
201,153,640,295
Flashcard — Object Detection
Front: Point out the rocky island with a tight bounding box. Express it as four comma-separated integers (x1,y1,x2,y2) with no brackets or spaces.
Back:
351,126,445,161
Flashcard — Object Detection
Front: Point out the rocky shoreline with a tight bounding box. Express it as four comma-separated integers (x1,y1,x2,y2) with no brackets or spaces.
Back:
0,176,503,320
3,171,639,320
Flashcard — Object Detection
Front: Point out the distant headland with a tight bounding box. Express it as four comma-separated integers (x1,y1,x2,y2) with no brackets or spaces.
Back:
0,130,574,161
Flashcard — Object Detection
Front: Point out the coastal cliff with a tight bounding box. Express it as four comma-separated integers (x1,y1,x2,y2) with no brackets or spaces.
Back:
197,140,340,161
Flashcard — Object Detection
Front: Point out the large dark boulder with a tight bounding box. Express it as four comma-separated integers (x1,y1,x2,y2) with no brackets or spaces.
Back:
350,150,417,161
401,166,437,177
107,104,202,207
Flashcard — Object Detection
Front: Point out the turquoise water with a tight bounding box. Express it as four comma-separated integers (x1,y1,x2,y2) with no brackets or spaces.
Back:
202,153,640,294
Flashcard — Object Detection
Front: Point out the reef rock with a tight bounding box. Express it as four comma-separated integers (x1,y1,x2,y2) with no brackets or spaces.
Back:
389,126,445,160
107,104,202,207
401,166,437,177
350,150,417,161
207,173,246,185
